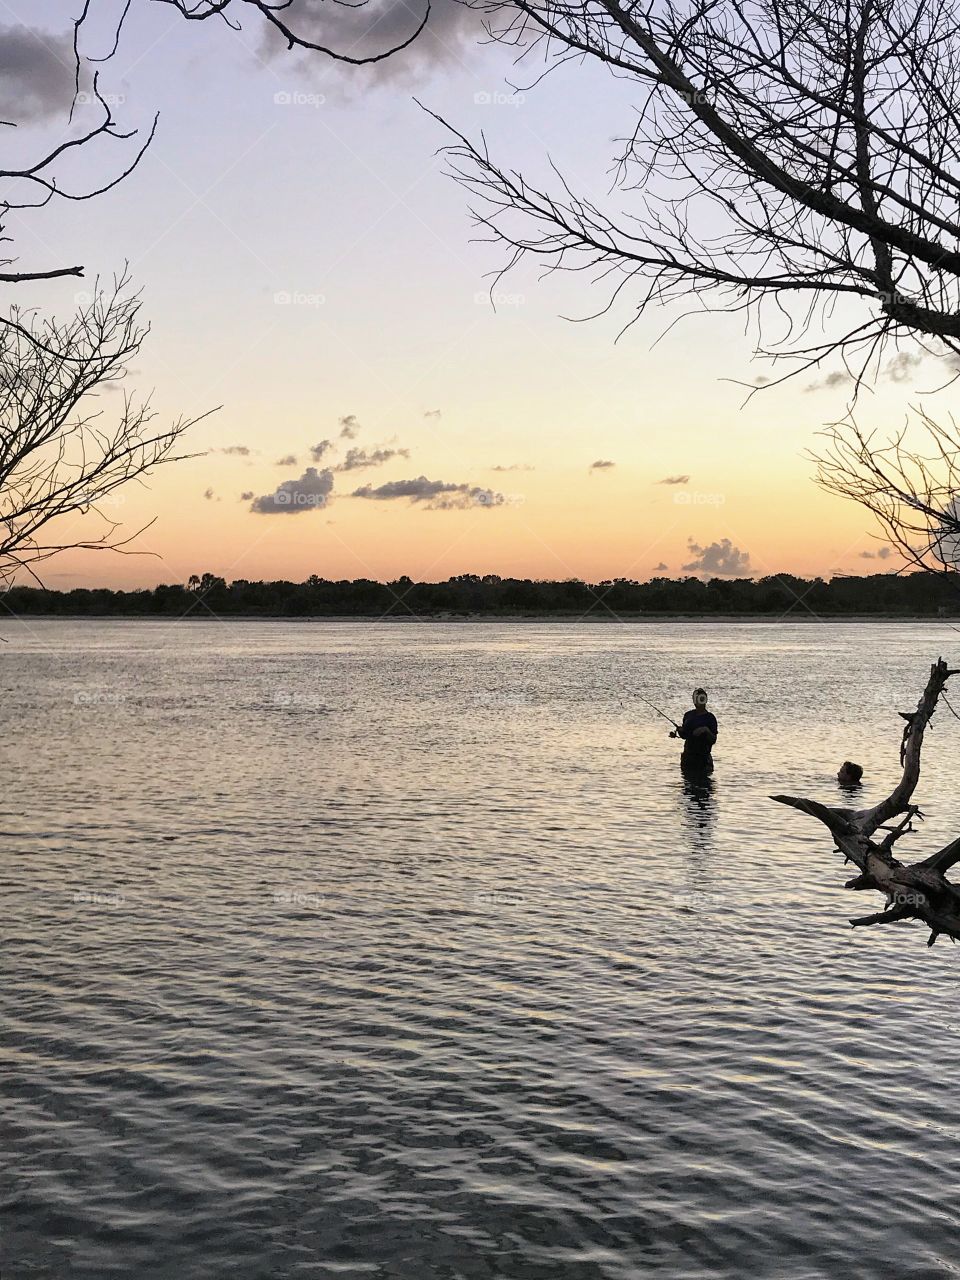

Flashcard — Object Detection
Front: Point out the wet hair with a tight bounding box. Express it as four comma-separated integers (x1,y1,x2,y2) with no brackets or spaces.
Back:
840,761,863,783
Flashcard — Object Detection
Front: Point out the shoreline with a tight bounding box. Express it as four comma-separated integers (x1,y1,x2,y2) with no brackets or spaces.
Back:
5,611,958,623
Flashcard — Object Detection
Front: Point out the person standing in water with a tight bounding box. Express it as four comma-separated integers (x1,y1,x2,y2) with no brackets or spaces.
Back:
669,688,718,769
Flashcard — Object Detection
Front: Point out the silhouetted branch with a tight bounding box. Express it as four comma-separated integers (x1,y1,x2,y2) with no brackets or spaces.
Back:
0,272,215,581
813,413,960,576
430,0,960,377
772,658,960,946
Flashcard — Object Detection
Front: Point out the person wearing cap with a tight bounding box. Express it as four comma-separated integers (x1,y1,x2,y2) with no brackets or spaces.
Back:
669,688,719,767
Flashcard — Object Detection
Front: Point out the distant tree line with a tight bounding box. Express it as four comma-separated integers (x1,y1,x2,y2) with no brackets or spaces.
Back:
3,571,957,617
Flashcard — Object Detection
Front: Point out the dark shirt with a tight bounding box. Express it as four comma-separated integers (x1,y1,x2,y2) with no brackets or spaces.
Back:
678,709,718,756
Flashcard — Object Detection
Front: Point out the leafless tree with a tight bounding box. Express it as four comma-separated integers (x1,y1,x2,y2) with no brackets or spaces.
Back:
433,0,960,383
814,413,960,575
2,0,431,288
0,274,213,583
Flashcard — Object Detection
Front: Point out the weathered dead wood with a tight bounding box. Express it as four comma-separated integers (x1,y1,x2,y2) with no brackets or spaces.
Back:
772,658,960,947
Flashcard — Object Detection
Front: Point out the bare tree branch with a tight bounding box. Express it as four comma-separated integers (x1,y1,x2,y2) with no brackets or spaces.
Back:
772,658,960,946
429,0,960,378
812,410,960,576
0,272,216,582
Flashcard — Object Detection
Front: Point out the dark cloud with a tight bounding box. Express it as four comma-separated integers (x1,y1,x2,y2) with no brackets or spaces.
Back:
682,538,752,576
310,440,333,462
260,0,481,87
352,475,504,509
805,370,852,393
240,490,255,501
424,409,442,419
339,414,360,439
429,487,505,511
336,446,409,471
276,454,298,466
491,463,534,472
859,546,893,560
203,487,216,501
0,26,78,123
218,445,252,456
885,351,923,383
657,474,690,485
250,467,334,514
653,562,669,572
590,459,615,470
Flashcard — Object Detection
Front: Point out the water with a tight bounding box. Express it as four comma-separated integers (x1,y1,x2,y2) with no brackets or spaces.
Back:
4,618,960,1279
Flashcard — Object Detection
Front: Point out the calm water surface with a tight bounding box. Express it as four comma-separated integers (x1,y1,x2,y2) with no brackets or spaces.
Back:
4,619,960,1279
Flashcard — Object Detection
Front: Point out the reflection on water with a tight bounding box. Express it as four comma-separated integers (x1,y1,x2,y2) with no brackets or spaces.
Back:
5,619,960,1280
678,763,717,854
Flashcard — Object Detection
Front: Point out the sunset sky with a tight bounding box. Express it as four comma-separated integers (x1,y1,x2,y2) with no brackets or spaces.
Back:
3,0,947,588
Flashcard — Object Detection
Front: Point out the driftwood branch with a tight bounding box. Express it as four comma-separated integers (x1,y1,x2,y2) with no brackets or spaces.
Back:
772,658,960,946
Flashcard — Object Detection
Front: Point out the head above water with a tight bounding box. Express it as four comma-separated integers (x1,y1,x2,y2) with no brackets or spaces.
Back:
692,688,708,709
837,760,863,786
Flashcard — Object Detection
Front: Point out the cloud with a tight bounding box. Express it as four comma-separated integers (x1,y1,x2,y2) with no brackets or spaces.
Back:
336,446,410,471
276,454,298,466
657,474,690,485
682,538,752,576
590,459,615,470
339,414,360,439
240,491,255,501
259,0,481,87
859,546,893,560
654,562,669,571
424,409,442,419
352,475,504,509
203,487,216,501
885,351,923,383
0,26,78,123
218,444,252,457
250,467,334,514
805,370,852,393
310,440,334,462
491,463,534,472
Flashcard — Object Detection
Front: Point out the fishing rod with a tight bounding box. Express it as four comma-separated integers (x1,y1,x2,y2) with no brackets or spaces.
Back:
631,692,680,731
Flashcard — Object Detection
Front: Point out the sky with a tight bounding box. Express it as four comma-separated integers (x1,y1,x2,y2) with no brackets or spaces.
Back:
0,0,949,589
